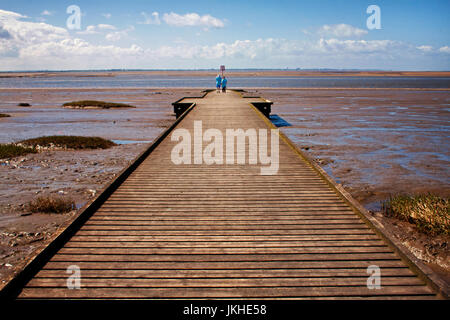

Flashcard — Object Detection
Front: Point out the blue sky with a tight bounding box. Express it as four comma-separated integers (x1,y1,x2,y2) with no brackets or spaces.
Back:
0,0,449,70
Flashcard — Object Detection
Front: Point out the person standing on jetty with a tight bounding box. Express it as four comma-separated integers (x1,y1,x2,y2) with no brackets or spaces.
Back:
215,74,222,93
221,76,227,93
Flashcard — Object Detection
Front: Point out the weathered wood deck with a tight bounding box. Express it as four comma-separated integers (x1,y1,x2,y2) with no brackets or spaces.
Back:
6,91,444,299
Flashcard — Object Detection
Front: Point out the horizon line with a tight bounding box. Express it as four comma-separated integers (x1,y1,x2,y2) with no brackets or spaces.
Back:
1,68,450,73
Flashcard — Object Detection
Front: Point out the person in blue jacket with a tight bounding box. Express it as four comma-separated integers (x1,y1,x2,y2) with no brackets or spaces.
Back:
215,74,222,93
221,76,227,93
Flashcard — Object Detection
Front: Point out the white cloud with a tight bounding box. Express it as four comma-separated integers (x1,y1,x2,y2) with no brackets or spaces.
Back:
0,25,12,39
162,12,225,28
77,25,98,35
105,26,134,42
0,9,25,20
0,10,68,44
102,13,112,19
417,45,433,52
140,11,225,28
77,24,116,35
140,12,160,25
76,23,133,41
318,24,368,38
439,46,450,54
316,38,400,53
41,10,53,16
143,37,404,62
97,24,116,31
0,9,142,69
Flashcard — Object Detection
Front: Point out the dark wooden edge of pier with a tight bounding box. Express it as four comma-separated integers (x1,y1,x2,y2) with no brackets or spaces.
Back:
239,91,449,299
0,89,447,300
172,90,212,118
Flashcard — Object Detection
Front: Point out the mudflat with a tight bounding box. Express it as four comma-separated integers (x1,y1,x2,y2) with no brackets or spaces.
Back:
0,85,448,287
257,88,450,209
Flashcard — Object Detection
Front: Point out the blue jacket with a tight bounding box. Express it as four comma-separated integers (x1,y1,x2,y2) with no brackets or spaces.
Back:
221,78,228,87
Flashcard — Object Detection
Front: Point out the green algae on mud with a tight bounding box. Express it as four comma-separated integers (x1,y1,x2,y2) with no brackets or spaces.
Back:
19,136,117,150
382,194,449,235
0,144,37,159
62,100,135,109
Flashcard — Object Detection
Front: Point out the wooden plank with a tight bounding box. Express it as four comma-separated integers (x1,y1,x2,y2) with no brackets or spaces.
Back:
34,268,416,278
95,208,355,213
106,197,343,201
84,220,364,226
57,246,391,254
68,235,381,242
89,214,360,219
19,286,435,299
42,260,408,269
82,220,367,226
97,203,352,208
48,252,398,261
87,217,361,222
71,228,375,235
27,277,425,288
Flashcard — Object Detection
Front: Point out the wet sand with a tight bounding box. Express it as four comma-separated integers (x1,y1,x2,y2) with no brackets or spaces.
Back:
0,88,200,285
0,86,449,287
0,143,146,285
257,88,450,210
0,88,201,143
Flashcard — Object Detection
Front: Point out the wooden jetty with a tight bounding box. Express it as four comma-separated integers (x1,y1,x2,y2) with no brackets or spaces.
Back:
1,90,447,299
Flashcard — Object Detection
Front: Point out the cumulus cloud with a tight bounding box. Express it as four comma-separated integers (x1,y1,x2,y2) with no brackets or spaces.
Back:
0,9,25,20
97,24,116,30
0,10,68,44
140,11,224,28
417,45,433,52
143,38,406,61
439,46,450,54
0,25,12,39
162,12,225,28
77,24,116,35
77,25,97,35
140,12,161,25
316,38,401,54
0,9,69,59
318,24,368,38
105,26,134,42
415,45,450,54
143,39,285,61
105,32,122,42
0,9,143,69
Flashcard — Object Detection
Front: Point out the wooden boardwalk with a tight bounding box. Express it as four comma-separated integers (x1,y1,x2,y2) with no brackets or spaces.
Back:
8,91,442,299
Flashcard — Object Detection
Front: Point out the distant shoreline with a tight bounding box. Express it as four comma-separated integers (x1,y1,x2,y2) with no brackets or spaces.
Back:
1,70,450,78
